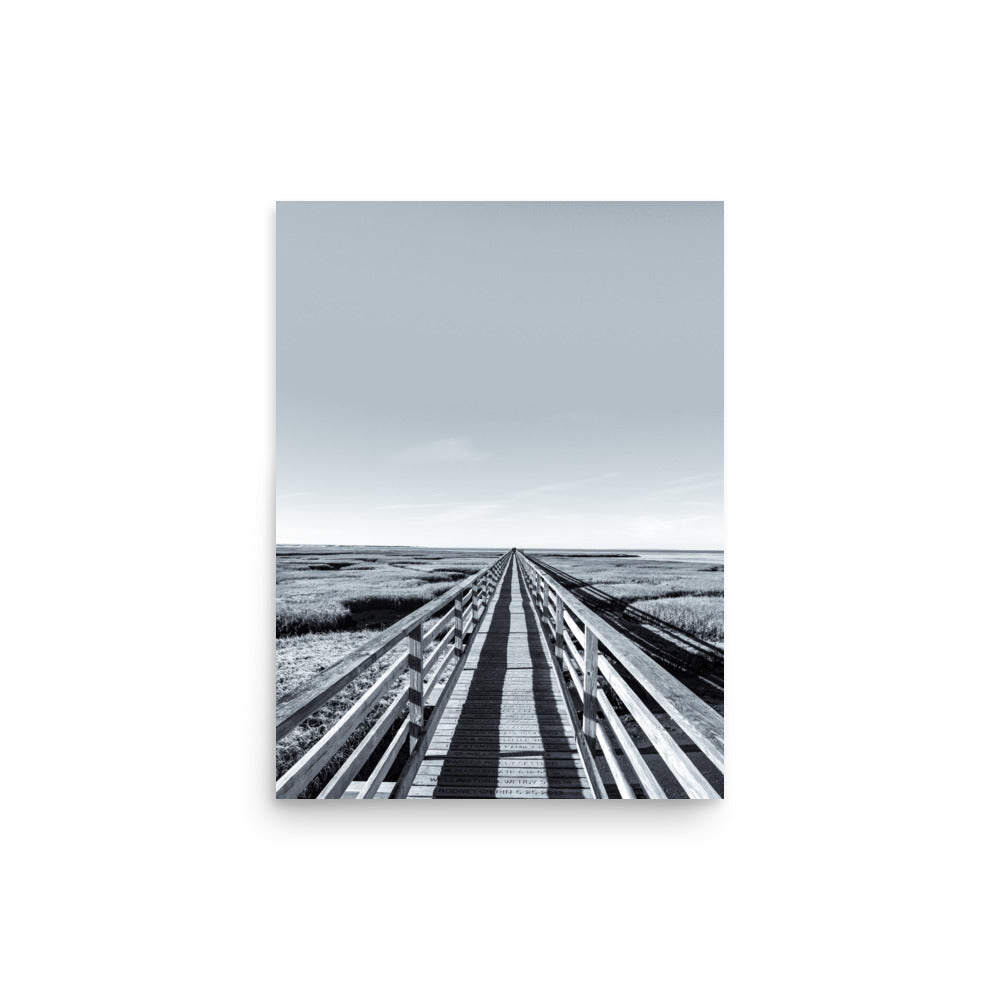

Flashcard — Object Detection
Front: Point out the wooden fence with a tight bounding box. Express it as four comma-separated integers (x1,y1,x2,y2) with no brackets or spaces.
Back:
276,549,513,798
516,551,724,799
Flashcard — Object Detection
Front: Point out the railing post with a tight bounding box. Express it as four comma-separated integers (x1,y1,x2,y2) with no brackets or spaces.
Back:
407,624,424,753
583,625,598,743
554,592,564,667
454,593,465,661
540,577,549,634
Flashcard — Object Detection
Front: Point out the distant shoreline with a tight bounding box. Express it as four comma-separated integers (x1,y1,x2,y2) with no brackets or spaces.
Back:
277,543,724,564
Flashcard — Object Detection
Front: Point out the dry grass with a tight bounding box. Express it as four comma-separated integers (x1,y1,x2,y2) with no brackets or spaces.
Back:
632,596,724,643
274,546,722,795
275,546,503,793
533,551,724,643
275,628,408,792
276,545,501,637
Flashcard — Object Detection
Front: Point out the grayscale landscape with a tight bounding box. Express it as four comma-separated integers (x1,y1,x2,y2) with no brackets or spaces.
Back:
276,544,724,798
276,202,724,798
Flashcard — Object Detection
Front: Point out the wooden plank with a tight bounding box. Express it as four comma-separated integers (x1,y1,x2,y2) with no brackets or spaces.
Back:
416,760,587,775
407,786,592,799
343,781,394,799
411,774,590,789
429,733,568,745
436,720,571,729
421,751,583,761
433,718,576,731
433,732,577,743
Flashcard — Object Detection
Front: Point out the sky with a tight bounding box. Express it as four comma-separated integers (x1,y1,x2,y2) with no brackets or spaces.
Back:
277,202,723,549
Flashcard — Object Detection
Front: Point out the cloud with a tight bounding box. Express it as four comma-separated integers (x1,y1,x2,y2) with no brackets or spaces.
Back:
376,503,448,510
510,472,619,500
374,500,506,522
427,503,505,523
396,437,490,464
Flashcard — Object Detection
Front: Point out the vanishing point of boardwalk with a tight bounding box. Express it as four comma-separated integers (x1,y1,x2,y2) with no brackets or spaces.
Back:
276,549,724,799
410,560,593,798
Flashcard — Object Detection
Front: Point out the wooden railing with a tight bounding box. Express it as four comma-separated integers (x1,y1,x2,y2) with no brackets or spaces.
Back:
276,549,513,798
516,551,724,799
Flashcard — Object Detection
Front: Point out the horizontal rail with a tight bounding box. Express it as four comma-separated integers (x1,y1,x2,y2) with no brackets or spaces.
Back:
422,626,456,677
317,688,408,799
560,627,663,798
528,552,723,661
277,551,510,740
519,551,723,772
517,550,723,799
519,579,605,799
276,549,513,798
276,650,408,798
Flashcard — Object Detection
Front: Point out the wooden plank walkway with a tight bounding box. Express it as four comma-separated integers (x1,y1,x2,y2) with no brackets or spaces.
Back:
408,558,594,798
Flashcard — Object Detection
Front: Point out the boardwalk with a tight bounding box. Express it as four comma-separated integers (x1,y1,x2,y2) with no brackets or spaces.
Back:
409,559,593,798
276,548,724,799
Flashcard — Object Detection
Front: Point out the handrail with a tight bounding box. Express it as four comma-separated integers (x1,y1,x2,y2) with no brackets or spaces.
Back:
276,551,510,739
276,549,513,798
277,546,723,799
516,551,723,799
526,552,723,663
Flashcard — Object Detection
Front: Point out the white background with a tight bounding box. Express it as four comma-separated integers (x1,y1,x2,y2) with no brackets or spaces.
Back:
3,3,997,998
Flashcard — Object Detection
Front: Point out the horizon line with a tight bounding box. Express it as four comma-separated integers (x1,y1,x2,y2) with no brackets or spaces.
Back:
275,541,725,551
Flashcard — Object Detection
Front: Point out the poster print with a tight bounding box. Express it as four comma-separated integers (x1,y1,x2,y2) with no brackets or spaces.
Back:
276,202,723,799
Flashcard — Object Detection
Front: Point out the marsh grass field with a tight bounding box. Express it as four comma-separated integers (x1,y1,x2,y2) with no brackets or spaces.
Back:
275,546,504,790
275,545,724,789
532,550,725,644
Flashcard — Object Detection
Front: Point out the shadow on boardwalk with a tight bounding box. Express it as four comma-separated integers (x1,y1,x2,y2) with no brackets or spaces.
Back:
429,561,588,798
